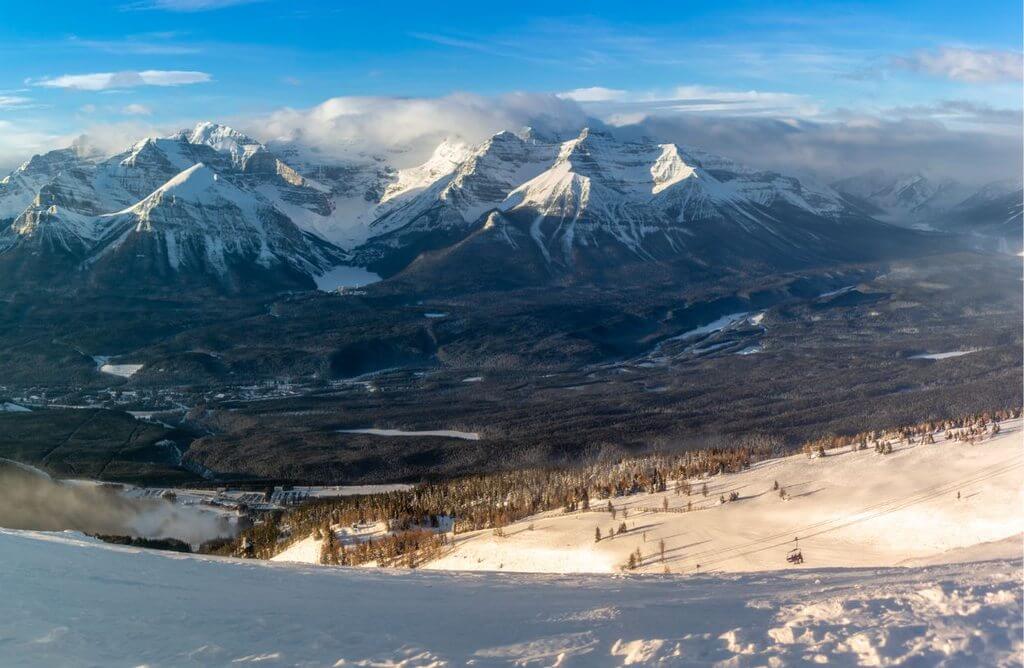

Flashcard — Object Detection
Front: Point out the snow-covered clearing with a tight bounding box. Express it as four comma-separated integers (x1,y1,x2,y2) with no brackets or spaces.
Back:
338,428,481,440
910,349,982,360
0,402,31,412
92,354,143,378
99,363,143,377
313,265,381,291
425,418,1023,575
1,528,1019,667
272,520,394,564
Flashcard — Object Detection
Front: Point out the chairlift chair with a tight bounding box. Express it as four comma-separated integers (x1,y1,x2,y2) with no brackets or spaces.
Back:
786,537,804,564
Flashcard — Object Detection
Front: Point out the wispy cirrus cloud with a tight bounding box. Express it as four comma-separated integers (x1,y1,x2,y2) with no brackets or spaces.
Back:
0,94,34,109
31,70,211,91
122,0,264,11
892,47,1023,83
560,84,820,121
882,100,1022,129
66,33,203,55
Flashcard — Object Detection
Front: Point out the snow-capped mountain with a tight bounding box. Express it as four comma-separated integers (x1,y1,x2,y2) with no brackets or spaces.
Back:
351,128,919,280
0,148,93,222
935,183,1023,249
0,123,950,293
0,123,345,292
832,170,1021,251
84,164,344,289
831,170,1020,222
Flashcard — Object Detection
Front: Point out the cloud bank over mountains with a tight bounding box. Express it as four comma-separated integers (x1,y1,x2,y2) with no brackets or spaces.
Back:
6,88,1020,186
234,91,1024,184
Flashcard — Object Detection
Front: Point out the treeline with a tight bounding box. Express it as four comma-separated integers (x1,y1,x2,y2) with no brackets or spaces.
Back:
319,527,446,568
211,407,1020,567
801,407,1020,456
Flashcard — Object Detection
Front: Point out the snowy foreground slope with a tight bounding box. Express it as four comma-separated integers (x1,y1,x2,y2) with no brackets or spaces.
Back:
275,419,1024,575
426,419,1024,574
1,528,1020,667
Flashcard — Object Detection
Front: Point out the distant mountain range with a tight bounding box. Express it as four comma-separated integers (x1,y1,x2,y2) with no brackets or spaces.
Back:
831,169,1022,239
0,122,1014,294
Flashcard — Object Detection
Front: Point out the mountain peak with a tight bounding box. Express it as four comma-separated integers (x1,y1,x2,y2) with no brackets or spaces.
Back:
181,122,262,167
156,163,219,199
185,121,256,146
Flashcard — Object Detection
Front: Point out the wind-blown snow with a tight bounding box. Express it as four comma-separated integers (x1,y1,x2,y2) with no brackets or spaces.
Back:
0,528,1019,666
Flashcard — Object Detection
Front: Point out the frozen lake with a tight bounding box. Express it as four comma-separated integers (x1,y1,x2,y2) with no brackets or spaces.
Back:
337,428,480,441
314,265,381,292
910,349,980,360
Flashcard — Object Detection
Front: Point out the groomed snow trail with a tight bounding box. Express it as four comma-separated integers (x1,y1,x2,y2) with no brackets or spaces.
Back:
1,529,1019,667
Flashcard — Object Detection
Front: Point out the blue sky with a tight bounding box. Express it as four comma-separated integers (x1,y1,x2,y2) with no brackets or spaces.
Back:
0,0,1020,175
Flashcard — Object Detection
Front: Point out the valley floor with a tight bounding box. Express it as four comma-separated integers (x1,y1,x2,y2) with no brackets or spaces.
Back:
1,528,1020,667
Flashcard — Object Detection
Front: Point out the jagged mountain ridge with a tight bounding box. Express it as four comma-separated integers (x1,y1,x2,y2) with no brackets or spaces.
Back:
0,124,345,291
349,128,924,279
0,122,980,293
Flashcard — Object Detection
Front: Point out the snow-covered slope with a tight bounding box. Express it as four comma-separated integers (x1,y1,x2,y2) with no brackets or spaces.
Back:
84,164,343,287
420,417,1023,575
2,527,1019,666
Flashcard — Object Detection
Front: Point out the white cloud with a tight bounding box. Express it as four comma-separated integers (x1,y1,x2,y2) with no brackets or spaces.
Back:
32,70,211,91
2,89,1017,189
619,112,1021,185
121,103,153,116
0,95,33,109
558,87,627,103
893,47,1023,83
0,120,63,171
245,92,589,166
